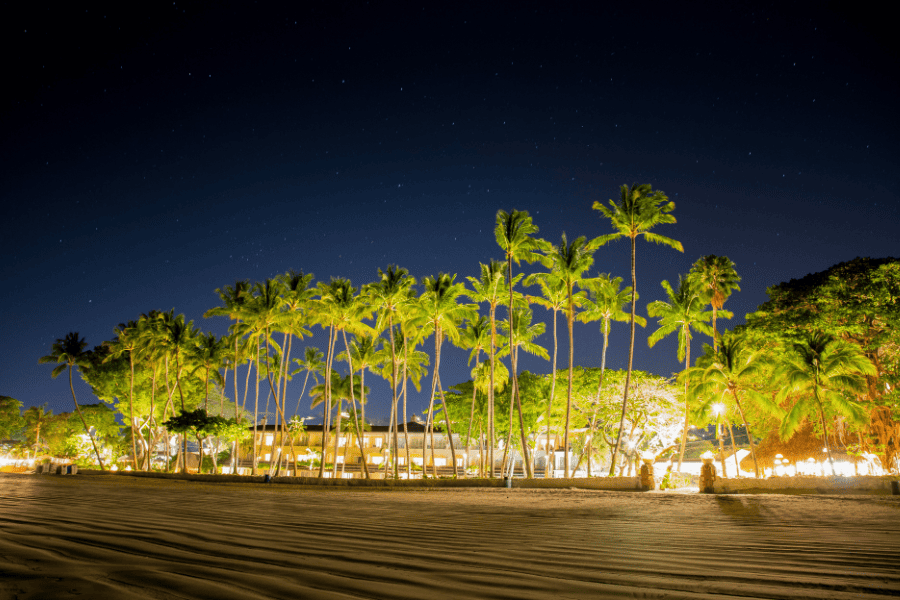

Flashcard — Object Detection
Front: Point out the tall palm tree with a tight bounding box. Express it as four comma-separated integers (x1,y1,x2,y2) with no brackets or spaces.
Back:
104,320,141,470
689,255,741,351
495,210,546,479
578,274,642,471
541,232,600,477
593,183,683,475
204,280,252,426
647,276,715,470
459,315,490,475
314,278,374,478
774,332,876,475
158,311,199,473
191,332,227,412
365,265,416,478
689,330,782,478
524,272,567,477
337,332,379,470
410,273,477,477
39,332,106,470
466,259,508,477
292,347,324,415
309,370,369,471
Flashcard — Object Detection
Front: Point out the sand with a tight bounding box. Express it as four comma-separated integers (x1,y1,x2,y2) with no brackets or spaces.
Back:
1,474,898,599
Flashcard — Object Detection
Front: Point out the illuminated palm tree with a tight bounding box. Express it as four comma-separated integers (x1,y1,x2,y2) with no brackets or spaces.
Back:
410,273,477,477
496,210,546,478
497,306,548,476
204,280,252,425
593,182,683,475
365,265,416,478
689,255,741,351
38,332,106,470
104,320,141,470
524,271,567,477
459,315,490,474
309,370,369,473
292,346,324,415
466,259,508,476
689,330,782,478
647,276,715,470
23,404,50,458
540,232,600,477
774,332,876,475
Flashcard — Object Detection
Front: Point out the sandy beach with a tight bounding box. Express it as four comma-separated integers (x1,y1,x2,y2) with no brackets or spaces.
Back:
1,474,898,599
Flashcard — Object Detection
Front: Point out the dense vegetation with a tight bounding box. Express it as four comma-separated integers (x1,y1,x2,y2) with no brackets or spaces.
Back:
5,186,897,477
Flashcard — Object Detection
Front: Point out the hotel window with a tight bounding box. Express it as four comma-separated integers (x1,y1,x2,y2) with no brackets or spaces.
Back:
264,453,271,462
264,435,274,446
434,458,447,467
338,436,346,447
336,456,344,464
374,437,383,448
412,457,423,466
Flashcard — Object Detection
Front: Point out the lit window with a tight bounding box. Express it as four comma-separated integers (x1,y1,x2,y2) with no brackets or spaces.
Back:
264,435,273,446
338,437,346,447
434,458,446,466
264,453,271,461
374,437,383,448
413,457,423,466
371,456,383,464
336,456,344,464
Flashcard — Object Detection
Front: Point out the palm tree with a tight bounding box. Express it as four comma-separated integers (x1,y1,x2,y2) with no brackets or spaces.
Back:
191,332,227,412
104,320,141,470
540,232,600,477
365,265,416,478
159,311,199,473
497,306,548,476
774,332,876,475
410,273,477,477
23,405,51,458
647,276,715,470
578,274,642,472
495,210,546,478
459,315,490,475
204,280,252,426
38,333,106,470
689,330,782,478
313,278,374,478
593,183,683,475
466,259,508,477
524,272,567,477
689,255,741,351
337,332,379,472
292,347,324,415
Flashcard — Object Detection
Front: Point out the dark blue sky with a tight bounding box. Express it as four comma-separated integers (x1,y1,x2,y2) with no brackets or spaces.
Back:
3,2,897,423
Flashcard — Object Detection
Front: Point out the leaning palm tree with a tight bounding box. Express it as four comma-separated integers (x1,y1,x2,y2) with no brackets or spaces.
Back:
496,306,548,476
466,259,508,477
292,346,324,415
495,210,547,478
39,332,106,470
409,273,477,477
540,232,600,477
688,330,782,478
647,276,716,470
593,183,683,475
774,332,876,475
689,255,741,351
524,271,567,477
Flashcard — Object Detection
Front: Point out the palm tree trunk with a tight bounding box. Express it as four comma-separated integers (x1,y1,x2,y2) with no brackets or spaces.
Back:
732,393,759,477
716,418,728,478
402,343,411,478
489,303,497,477
727,420,740,474
610,235,637,476
253,336,261,475
508,260,533,478
677,339,691,470
319,325,335,478
341,330,370,479
128,352,138,470
437,370,458,477
544,308,559,478
465,355,480,478
565,291,574,478
388,319,400,479
815,388,837,476
68,366,105,470
174,349,188,474
423,328,441,478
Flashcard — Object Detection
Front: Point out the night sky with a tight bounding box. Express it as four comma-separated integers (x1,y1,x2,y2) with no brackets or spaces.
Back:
4,2,897,424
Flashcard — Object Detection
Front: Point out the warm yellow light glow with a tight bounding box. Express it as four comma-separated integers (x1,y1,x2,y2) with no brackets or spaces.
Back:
712,403,725,416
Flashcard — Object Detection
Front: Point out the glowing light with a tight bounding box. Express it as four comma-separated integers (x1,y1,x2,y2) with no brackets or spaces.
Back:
711,403,725,416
